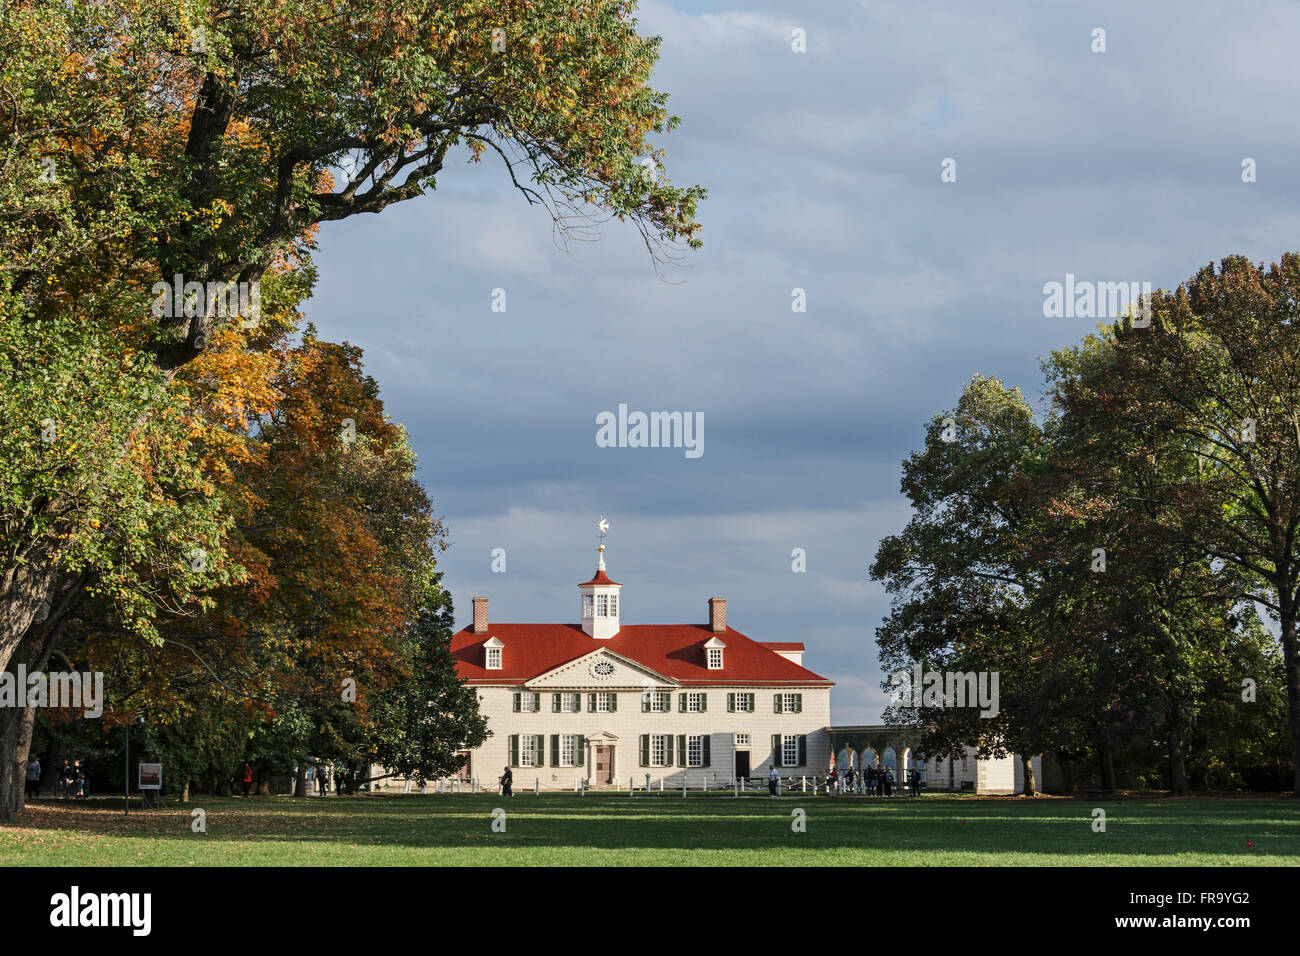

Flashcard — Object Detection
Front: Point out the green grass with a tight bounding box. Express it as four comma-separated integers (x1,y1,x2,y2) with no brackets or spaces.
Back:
2,792,1297,866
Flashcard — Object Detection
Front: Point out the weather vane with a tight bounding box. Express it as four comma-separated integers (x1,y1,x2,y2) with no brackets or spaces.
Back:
597,516,610,551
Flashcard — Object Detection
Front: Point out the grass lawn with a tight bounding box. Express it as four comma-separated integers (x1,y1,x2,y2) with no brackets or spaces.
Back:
1,792,1296,866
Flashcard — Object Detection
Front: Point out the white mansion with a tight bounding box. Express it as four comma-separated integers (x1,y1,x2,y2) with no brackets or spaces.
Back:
384,541,1040,794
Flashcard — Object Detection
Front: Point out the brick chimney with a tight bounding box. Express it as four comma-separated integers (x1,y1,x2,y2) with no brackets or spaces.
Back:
708,597,726,633
472,597,489,634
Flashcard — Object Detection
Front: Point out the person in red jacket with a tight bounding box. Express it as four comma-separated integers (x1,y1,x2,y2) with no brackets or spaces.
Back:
241,763,253,798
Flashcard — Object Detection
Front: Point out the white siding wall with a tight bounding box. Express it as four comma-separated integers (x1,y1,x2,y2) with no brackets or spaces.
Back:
463,684,832,790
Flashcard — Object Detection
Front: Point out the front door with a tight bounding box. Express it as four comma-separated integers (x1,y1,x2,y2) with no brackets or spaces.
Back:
735,751,750,778
593,746,613,785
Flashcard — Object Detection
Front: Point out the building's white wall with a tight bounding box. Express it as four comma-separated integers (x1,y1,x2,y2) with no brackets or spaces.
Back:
460,684,831,790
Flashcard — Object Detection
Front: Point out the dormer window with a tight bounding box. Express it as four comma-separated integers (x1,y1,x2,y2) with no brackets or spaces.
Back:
484,636,504,670
704,636,726,670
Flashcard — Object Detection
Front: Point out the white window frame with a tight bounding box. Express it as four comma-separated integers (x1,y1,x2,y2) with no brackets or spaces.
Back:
735,733,750,747
609,594,618,617
687,692,705,713
519,693,536,713
649,691,669,713
561,693,575,713
519,735,537,767
486,647,501,669
595,692,613,713
582,594,594,617
735,693,754,713
651,735,668,767
782,692,798,713
596,594,608,616
707,647,723,669
561,734,578,767
782,734,799,768
687,735,704,767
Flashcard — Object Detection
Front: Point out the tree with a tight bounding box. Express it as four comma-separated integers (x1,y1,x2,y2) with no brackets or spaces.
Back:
1061,255,1300,795
0,0,706,689
369,575,488,782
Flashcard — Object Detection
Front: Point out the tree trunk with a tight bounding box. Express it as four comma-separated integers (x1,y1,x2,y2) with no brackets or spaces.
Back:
294,765,307,798
181,780,190,803
0,619,64,820
1099,745,1117,791
1020,754,1036,796
1279,597,1300,798
1168,718,1189,795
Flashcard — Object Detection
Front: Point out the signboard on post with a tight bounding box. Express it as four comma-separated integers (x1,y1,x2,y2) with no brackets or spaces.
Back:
138,763,162,790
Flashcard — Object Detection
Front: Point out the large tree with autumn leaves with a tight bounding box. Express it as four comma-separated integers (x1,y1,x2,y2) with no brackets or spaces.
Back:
0,0,702,817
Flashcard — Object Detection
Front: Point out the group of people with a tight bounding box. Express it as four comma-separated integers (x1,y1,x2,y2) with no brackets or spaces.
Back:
24,758,89,799
825,765,922,796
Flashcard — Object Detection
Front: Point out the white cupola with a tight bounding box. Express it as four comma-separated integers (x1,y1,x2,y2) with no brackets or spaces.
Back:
579,527,622,639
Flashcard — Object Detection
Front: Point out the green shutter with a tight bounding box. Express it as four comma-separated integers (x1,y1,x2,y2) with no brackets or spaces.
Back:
772,734,781,767
576,735,585,767
794,693,802,714
513,692,521,713
640,734,650,767
609,693,617,712
677,735,687,767
679,692,687,713
747,693,755,712
798,735,807,766
588,693,597,712
535,735,546,767
773,693,782,713
699,693,707,713
664,734,673,766
642,693,650,713
727,692,735,713
552,693,561,713
702,735,711,767
574,693,581,712
509,734,519,767
534,692,542,712
551,734,559,766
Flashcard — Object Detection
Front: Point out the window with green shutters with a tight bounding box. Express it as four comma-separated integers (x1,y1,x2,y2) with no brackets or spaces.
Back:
772,692,802,714
553,692,580,713
641,691,669,713
515,691,541,713
641,734,673,767
679,692,706,713
727,692,754,713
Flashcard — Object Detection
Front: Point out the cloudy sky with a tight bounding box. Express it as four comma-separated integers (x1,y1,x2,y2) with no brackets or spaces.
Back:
303,0,1300,723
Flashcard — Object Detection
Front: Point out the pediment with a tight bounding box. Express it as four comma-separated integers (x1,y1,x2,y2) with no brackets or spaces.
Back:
526,649,677,689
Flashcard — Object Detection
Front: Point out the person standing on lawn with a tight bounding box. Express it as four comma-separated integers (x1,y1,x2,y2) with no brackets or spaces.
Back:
25,757,40,799
241,763,253,798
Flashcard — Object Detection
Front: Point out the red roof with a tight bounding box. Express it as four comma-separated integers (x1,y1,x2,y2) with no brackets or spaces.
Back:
578,568,620,586
453,624,831,686
759,642,805,651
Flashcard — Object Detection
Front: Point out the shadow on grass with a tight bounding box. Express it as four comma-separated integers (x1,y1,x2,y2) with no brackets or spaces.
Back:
6,793,1299,860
